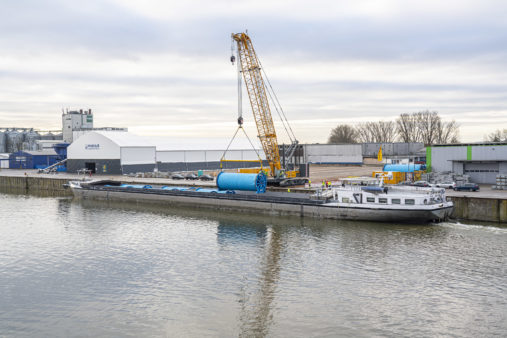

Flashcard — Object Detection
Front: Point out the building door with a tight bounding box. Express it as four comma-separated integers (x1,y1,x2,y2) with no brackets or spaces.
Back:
464,162,499,184
85,162,96,174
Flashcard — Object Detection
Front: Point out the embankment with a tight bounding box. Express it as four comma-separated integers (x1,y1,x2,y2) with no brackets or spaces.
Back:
449,196,507,223
0,175,72,196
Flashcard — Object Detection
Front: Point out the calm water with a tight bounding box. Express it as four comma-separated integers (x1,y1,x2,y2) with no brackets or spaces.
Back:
1,192,506,337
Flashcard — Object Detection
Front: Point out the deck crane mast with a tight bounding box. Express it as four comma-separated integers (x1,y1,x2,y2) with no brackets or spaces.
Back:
231,32,304,184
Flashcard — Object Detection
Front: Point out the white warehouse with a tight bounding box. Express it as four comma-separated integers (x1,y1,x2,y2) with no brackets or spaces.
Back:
156,149,266,171
67,131,156,174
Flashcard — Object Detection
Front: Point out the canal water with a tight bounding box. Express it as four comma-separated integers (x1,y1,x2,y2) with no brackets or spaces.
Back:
1,192,506,337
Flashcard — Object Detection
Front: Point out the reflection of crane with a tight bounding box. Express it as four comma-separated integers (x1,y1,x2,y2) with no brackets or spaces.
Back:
238,226,282,336
229,32,307,186
217,220,282,336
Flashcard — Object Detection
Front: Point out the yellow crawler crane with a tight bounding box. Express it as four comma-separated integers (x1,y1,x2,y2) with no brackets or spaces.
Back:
230,32,307,186
232,32,282,176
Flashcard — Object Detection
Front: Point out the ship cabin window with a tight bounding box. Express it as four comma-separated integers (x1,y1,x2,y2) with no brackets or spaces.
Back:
366,197,375,203
342,197,350,203
391,198,401,204
405,199,415,205
379,198,388,204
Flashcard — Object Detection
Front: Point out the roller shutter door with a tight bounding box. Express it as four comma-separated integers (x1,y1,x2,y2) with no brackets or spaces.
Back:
464,162,499,184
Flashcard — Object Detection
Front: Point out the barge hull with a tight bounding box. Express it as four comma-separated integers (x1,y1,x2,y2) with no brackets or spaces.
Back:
72,187,452,223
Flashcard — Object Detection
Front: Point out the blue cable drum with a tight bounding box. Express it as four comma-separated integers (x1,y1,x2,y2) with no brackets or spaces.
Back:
382,164,425,172
216,172,267,193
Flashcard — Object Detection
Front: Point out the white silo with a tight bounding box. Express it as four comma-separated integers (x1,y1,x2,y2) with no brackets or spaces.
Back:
0,130,6,153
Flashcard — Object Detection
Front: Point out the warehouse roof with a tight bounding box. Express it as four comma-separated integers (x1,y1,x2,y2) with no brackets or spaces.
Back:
431,142,507,147
90,131,155,147
11,150,58,156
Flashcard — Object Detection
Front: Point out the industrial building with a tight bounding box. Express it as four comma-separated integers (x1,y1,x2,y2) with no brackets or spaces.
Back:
427,143,507,184
156,149,267,171
65,141,365,175
303,144,362,164
9,150,60,169
0,153,9,168
361,142,425,159
62,108,128,143
66,131,156,174
0,128,62,154
62,109,94,143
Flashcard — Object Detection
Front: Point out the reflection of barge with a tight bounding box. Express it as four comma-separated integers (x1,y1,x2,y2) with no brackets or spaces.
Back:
69,179,453,223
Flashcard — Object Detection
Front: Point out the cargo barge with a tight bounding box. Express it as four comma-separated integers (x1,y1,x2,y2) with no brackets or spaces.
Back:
69,178,453,223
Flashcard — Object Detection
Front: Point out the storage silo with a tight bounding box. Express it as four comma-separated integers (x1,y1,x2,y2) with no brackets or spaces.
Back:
40,132,55,140
6,129,24,153
0,130,6,153
25,129,41,151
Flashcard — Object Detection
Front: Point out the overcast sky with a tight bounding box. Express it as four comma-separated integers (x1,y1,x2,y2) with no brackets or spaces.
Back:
1,0,506,148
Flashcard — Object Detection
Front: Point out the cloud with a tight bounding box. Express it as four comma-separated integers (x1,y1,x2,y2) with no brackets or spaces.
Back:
0,0,506,144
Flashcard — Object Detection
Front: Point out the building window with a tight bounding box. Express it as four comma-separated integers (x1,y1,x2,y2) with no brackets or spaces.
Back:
405,199,415,205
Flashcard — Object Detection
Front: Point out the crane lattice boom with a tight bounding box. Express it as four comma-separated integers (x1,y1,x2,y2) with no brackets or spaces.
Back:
232,32,282,175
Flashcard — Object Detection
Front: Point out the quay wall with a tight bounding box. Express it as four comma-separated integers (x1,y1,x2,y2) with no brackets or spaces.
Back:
0,175,72,196
449,196,507,223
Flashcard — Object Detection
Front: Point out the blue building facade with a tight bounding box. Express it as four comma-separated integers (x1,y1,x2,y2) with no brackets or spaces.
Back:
9,150,59,169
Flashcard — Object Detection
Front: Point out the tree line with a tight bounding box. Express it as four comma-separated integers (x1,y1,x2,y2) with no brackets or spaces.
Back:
328,111,460,145
485,129,507,142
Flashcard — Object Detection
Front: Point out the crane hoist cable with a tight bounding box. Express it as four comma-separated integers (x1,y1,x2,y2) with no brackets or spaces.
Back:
219,124,264,170
259,63,297,144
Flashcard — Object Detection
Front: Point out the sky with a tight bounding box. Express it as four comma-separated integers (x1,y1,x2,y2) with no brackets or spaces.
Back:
1,0,506,149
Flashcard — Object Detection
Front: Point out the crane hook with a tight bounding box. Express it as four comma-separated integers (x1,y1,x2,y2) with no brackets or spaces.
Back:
230,55,236,65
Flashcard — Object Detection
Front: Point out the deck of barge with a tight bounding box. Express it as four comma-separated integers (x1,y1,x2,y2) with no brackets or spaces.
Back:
85,183,325,206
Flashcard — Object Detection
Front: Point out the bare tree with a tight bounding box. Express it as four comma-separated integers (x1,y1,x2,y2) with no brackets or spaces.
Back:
485,129,507,142
397,111,460,144
436,119,460,144
416,111,440,144
375,121,397,143
355,123,375,143
356,121,396,143
396,113,421,142
328,124,358,143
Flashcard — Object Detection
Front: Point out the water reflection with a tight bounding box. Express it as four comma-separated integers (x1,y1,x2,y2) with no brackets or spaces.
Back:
240,225,281,337
1,192,506,337
80,199,287,336
217,220,282,337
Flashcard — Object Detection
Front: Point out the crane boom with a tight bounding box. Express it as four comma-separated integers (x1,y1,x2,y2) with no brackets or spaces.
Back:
232,32,282,176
